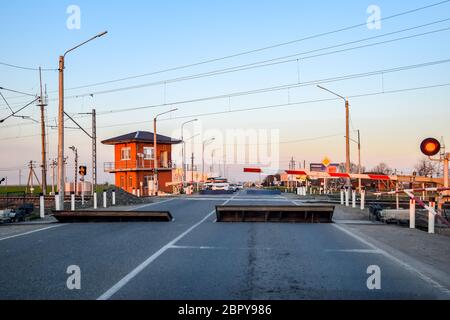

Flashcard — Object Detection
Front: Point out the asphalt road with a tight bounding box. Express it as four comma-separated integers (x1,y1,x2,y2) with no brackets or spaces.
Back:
0,191,449,300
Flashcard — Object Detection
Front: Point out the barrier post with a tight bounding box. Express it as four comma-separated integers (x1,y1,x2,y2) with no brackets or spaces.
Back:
340,189,344,205
352,189,356,208
103,190,107,208
94,192,98,209
71,192,75,211
55,193,60,211
345,187,350,207
409,198,416,229
428,200,435,234
360,189,365,210
40,194,45,219
112,190,116,206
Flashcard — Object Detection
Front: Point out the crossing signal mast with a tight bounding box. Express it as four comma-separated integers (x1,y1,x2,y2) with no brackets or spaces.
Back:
420,137,449,208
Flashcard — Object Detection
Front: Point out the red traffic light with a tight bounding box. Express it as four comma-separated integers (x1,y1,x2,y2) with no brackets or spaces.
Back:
420,138,441,157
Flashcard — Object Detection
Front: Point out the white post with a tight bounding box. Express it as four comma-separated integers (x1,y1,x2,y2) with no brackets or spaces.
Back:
409,199,416,229
137,189,141,197
55,193,60,211
340,189,344,205
345,188,350,207
352,190,356,208
103,191,107,208
428,201,435,234
396,193,400,210
112,190,116,206
81,182,85,206
360,189,365,210
132,188,136,196
94,192,98,209
71,193,75,211
40,194,45,218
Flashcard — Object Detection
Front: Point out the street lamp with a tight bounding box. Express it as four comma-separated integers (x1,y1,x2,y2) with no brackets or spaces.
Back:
317,85,351,197
57,31,107,209
181,119,198,186
153,108,178,196
202,138,216,182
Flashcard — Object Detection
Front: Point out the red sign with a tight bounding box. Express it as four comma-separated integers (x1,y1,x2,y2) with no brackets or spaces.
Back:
244,168,262,173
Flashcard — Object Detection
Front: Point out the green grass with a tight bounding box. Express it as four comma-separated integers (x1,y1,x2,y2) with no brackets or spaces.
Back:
0,184,112,195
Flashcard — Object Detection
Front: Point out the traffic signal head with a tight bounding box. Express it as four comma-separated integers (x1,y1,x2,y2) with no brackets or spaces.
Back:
79,166,87,176
420,138,441,157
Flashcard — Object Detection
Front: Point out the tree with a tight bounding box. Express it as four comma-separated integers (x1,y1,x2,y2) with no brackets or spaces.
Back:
371,163,392,175
414,158,439,177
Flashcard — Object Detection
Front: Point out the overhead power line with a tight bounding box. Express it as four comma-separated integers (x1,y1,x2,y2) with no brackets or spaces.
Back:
1,57,450,129
0,62,57,72
1,81,449,142
52,26,450,100
34,0,450,91
1,22,444,109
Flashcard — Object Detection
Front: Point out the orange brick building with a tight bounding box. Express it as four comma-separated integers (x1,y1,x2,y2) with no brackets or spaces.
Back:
102,131,181,195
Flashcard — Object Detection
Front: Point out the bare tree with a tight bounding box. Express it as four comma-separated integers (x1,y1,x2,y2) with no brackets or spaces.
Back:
415,158,439,177
371,163,393,175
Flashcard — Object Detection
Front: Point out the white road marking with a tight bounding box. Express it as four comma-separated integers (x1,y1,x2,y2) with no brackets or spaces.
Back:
97,195,237,300
127,198,176,211
332,223,450,296
324,249,382,254
0,224,66,242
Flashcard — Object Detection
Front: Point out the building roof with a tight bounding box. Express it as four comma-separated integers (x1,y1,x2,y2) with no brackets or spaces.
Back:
101,131,182,145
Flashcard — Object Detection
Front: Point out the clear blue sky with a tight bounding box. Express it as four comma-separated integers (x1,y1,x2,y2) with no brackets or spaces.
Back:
1,0,449,183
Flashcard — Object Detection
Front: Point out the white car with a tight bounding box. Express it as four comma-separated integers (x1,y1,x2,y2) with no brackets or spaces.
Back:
212,183,230,191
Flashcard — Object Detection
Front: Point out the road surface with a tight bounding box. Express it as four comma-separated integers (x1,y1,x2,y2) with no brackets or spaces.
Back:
0,191,449,300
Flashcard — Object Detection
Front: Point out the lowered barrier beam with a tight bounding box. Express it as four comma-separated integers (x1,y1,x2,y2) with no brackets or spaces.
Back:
216,205,335,223
53,210,173,223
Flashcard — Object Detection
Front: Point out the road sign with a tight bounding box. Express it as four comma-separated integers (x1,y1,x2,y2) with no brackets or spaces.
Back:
322,157,331,167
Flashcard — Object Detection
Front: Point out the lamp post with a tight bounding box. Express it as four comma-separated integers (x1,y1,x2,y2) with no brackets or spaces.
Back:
153,108,178,196
57,31,107,209
202,138,216,183
317,85,351,197
181,119,198,187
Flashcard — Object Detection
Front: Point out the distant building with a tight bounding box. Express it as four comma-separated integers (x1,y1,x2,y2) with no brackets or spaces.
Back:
102,131,181,195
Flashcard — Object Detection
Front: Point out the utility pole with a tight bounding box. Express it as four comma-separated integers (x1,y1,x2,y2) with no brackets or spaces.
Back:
50,160,57,195
69,146,78,194
37,67,48,195
191,153,195,184
92,109,97,195
357,129,362,193
26,161,41,194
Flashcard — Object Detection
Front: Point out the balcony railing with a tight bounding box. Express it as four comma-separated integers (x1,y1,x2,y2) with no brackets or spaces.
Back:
104,160,176,172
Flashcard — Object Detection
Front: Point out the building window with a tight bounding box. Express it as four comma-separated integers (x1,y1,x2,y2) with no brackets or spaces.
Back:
143,147,155,160
120,176,125,188
129,176,133,188
121,147,131,160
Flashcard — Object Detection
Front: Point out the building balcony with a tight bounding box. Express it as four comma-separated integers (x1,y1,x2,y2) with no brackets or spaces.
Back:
104,160,176,173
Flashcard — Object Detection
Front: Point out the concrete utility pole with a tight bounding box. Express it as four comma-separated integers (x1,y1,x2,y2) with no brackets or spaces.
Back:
202,138,215,183
69,146,78,194
57,31,108,210
92,109,97,195
37,67,48,195
191,153,195,184
26,161,41,194
317,85,351,197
